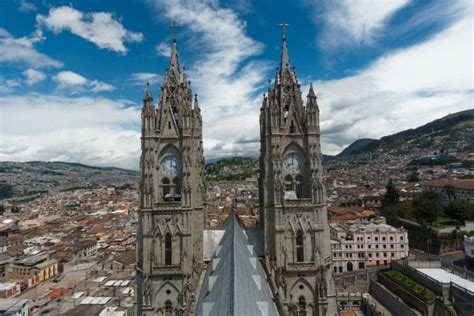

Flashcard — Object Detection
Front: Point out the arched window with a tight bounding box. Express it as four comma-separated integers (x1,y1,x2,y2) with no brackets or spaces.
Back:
284,175,294,192
298,296,306,316
165,233,172,265
296,230,304,262
164,300,173,316
347,261,353,272
161,177,170,200
295,174,304,198
290,120,295,133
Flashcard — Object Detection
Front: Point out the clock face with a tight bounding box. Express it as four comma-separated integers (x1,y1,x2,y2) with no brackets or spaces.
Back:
283,153,302,173
160,155,180,176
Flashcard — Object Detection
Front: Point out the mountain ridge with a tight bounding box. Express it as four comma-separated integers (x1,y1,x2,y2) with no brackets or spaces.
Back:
336,109,474,157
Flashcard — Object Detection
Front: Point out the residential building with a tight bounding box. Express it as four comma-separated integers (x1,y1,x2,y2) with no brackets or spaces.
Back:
421,179,474,204
331,219,409,273
0,298,30,316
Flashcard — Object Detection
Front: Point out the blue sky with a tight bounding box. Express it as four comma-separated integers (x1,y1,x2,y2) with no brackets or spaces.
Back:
0,0,472,169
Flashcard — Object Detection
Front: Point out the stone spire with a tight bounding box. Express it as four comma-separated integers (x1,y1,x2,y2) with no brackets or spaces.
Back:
169,21,180,73
307,82,316,99
279,19,290,71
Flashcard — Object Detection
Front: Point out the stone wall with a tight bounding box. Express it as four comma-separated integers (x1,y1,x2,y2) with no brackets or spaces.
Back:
391,261,448,299
369,280,421,316
334,265,385,293
378,272,434,315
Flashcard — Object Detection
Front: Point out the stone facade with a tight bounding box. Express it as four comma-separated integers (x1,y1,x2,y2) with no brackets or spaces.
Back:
136,33,206,315
259,30,337,315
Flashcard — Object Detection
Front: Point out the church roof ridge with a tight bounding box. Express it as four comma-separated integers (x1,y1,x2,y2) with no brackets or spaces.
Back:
195,211,279,315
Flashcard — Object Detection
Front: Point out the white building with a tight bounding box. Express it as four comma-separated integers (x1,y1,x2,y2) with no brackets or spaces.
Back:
331,219,409,273
464,236,474,264
0,298,30,316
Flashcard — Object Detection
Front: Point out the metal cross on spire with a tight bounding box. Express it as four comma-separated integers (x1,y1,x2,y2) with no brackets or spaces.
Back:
170,20,179,42
279,19,289,39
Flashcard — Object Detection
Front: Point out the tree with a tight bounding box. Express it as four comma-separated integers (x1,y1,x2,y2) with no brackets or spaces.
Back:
11,205,20,214
444,185,456,198
0,183,13,199
413,191,443,224
446,200,474,223
407,172,420,182
382,180,399,207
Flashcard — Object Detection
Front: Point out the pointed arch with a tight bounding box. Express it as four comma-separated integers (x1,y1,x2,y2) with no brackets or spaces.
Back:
289,277,315,296
164,300,173,316
156,280,180,296
298,296,307,316
158,144,182,202
283,142,305,157
296,230,304,262
284,174,294,192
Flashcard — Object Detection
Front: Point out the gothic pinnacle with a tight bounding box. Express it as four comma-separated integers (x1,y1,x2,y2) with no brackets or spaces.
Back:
144,81,153,102
307,82,316,98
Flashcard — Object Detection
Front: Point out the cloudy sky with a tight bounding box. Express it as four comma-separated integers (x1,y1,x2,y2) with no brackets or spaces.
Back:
0,0,472,169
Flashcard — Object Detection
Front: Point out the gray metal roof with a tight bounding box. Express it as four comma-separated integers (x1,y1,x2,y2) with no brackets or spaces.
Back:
195,212,279,316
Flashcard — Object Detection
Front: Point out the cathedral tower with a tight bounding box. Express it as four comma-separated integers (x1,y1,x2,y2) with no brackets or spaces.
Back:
259,22,336,315
136,25,205,315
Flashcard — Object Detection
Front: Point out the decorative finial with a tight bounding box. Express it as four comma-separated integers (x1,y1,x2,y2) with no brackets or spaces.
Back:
170,20,179,42
279,19,289,39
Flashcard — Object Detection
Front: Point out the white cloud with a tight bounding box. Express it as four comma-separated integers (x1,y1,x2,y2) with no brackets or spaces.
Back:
0,77,21,93
53,71,115,92
155,42,171,57
314,9,474,154
310,0,409,49
37,6,143,54
130,73,163,85
23,68,46,85
0,27,62,68
18,1,37,12
54,71,88,86
147,0,270,158
90,80,115,92
0,94,140,169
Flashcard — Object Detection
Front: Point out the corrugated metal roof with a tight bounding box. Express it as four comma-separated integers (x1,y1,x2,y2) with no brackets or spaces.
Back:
195,212,279,316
